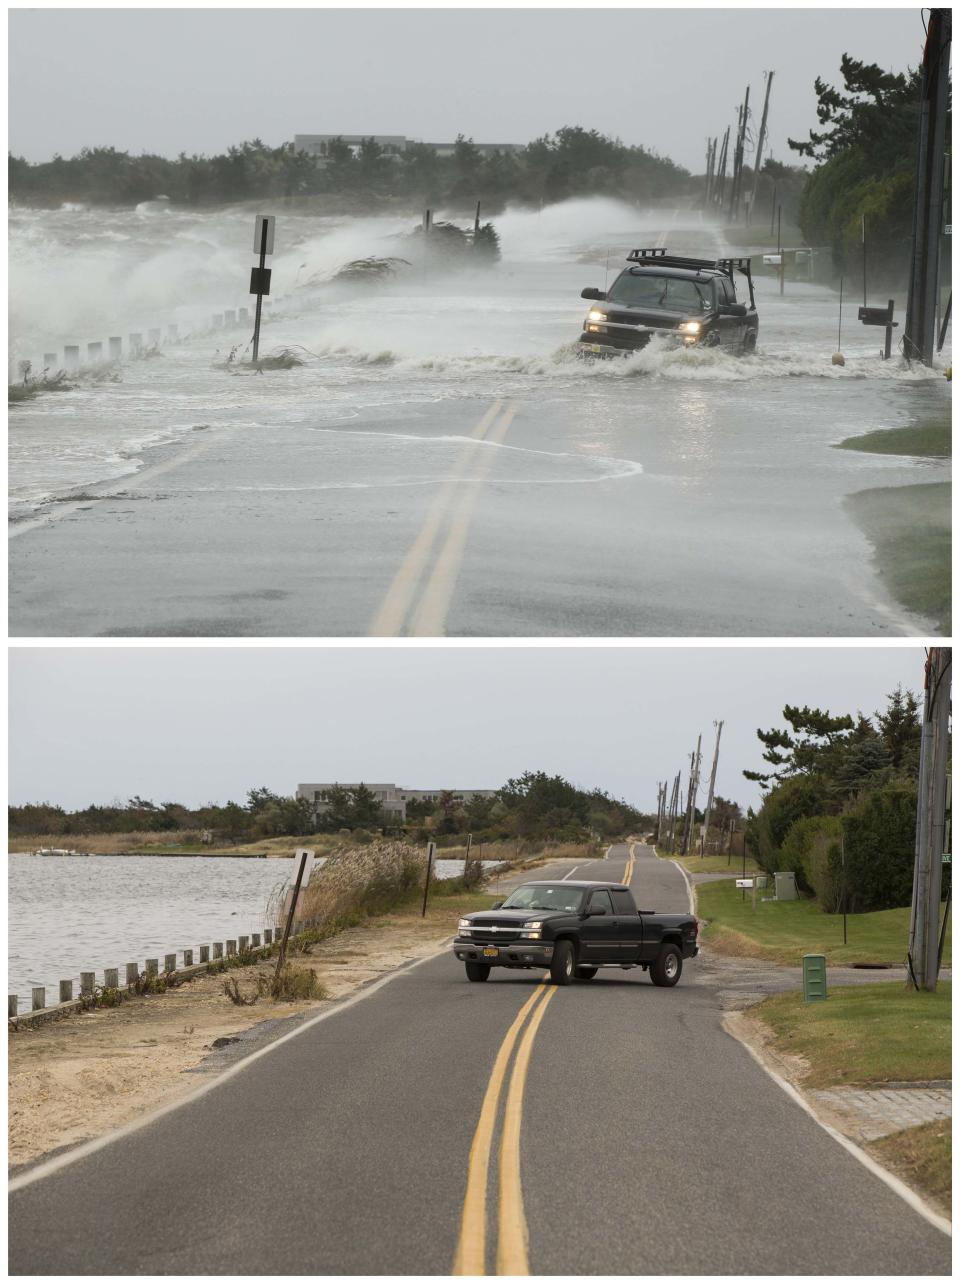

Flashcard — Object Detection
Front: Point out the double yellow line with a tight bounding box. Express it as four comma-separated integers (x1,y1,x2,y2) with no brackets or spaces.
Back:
623,844,636,886
452,981,556,1275
369,399,516,636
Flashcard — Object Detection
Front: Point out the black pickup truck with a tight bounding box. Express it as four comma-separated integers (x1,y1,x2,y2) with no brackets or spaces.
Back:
578,247,759,357
453,880,698,987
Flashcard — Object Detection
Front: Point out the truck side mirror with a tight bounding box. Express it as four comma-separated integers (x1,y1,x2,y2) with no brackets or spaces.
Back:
586,905,607,916
581,287,606,301
719,303,747,317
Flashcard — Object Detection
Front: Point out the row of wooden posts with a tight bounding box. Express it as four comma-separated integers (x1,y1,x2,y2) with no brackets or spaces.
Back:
34,307,261,375
8,928,278,1017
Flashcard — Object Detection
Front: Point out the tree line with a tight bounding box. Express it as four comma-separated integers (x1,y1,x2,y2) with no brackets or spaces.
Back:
9,128,692,210
9,770,646,846
788,53,940,285
743,686,926,913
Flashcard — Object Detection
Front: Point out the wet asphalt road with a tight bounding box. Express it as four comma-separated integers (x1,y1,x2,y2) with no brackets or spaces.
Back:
8,373,946,638
8,845,950,1275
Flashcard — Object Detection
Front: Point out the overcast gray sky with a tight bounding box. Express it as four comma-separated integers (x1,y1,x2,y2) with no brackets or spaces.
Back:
9,7,924,171
9,647,926,813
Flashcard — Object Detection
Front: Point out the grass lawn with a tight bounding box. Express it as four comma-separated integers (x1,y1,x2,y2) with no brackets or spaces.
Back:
837,420,951,459
756,982,951,1088
697,878,951,967
868,1121,951,1213
656,847,762,876
845,481,951,634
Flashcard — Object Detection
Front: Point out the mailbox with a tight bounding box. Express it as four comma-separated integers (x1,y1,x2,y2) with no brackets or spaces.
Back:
858,306,893,326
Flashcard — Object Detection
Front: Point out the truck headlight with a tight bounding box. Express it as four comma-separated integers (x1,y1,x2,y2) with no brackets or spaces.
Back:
587,310,607,322
521,921,543,938
458,919,472,932
679,321,701,334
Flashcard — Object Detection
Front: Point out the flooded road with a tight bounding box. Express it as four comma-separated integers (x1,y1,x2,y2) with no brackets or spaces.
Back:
9,200,950,636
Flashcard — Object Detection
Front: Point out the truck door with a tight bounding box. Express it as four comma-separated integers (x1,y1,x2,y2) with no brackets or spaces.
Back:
610,886,644,961
716,275,744,347
580,889,618,961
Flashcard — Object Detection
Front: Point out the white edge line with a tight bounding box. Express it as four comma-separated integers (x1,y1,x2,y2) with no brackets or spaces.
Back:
728,1024,952,1239
670,858,697,917
9,944,448,1193
561,864,581,881
671,852,949,1238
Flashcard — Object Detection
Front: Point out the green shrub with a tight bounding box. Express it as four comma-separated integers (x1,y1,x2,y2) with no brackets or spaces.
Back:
841,781,917,912
272,965,327,1001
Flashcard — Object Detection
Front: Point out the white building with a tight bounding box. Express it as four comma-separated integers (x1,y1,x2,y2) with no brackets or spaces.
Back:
296,782,496,823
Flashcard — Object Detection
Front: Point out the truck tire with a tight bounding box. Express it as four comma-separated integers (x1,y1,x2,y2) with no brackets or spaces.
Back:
465,961,490,982
575,966,598,980
549,940,575,985
650,944,682,987
741,328,758,354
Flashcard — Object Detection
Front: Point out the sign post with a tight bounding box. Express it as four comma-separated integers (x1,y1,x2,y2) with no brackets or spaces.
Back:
275,846,311,978
420,841,437,917
250,215,276,364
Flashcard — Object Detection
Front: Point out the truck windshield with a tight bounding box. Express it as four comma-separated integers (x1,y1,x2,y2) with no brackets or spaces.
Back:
607,273,711,313
501,884,583,914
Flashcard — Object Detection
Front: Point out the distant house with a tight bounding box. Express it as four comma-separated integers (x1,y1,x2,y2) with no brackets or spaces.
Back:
296,782,496,824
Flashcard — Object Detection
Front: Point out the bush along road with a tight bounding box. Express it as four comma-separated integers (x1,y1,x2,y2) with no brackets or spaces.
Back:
8,845,950,1274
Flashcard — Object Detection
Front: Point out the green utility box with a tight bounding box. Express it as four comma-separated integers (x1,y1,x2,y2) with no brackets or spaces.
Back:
802,954,828,1003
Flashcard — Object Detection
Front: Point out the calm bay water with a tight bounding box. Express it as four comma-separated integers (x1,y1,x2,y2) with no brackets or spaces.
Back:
7,851,496,1007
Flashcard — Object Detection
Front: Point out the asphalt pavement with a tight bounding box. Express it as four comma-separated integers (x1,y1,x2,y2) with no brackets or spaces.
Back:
8,845,951,1274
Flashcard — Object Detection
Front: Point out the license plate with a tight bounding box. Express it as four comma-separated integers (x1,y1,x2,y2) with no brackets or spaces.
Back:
589,344,602,353
482,947,498,957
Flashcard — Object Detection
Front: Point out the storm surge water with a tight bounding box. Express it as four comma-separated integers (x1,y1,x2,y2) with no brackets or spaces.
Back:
9,198,950,515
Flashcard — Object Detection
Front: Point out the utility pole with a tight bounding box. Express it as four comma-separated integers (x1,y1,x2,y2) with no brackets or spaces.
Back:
750,72,775,216
700,720,724,856
904,8,951,365
682,736,702,856
667,772,681,853
728,85,750,223
907,648,951,991
715,127,730,209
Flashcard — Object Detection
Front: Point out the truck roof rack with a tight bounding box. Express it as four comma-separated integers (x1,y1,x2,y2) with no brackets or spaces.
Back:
625,248,755,309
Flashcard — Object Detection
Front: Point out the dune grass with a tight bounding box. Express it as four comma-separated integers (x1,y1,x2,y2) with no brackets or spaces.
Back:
697,877,951,967
755,982,951,1088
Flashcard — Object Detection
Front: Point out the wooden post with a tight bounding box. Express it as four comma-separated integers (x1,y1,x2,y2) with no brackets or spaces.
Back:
884,299,895,360
778,207,784,296
263,930,272,946
8,995,17,1018
238,936,249,953
420,841,437,917
146,959,159,976
199,945,210,963
60,979,73,1003
32,987,46,1012
125,963,138,986
212,943,223,961
80,971,95,995
164,953,177,973
226,941,237,957
104,968,119,989
251,933,261,948
183,950,194,967
275,849,310,980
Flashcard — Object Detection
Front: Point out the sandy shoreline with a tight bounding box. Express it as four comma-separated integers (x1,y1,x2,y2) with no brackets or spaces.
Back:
9,909,454,1171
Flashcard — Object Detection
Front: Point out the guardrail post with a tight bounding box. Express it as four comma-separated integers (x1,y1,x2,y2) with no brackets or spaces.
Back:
80,971,95,996
183,949,194,967
263,929,273,945
212,943,223,961
148,328,161,347
86,342,103,364
43,352,57,370
129,333,143,355
226,940,237,957
199,945,210,963
164,953,177,973
8,995,17,1018
64,345,79,370
108,337,122,360
146,959,159,977
125,963,138,987
238,936,249,953
32,987,45,1011
238,307,249,325
251,933,261,947
223,310,236,327
60,979,73,1003
104,968,119,989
